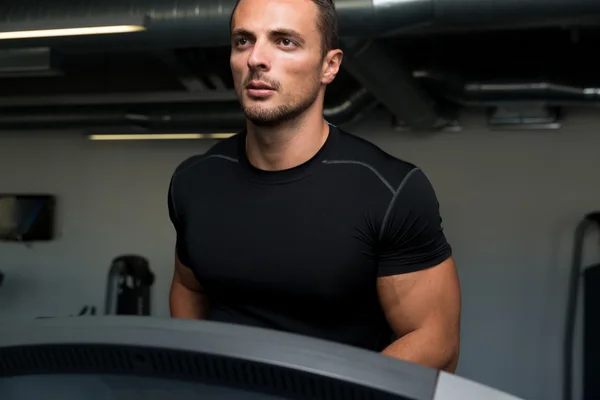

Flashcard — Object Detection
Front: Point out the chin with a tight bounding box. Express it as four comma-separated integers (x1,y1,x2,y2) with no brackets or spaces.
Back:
243,109,280,126
242,91,317,126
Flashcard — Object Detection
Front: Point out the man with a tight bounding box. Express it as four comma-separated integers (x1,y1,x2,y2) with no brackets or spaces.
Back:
168,0,461,373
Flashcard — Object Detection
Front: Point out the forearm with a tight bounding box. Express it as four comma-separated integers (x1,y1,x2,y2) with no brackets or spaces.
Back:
169,281,209,319
381,328,459,373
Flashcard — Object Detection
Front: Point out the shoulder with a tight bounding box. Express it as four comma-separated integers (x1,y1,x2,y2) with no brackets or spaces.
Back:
327,127,421,193
171,133,242,181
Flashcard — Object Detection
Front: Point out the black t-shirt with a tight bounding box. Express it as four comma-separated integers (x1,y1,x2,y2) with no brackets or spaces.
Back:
168,124,452,351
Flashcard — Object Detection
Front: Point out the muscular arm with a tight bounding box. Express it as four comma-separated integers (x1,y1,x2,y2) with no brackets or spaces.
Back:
376,168,460,372
169,252,209,319
378,257,461,372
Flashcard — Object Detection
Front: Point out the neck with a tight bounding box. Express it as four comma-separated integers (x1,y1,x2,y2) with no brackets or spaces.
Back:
245,102,330,171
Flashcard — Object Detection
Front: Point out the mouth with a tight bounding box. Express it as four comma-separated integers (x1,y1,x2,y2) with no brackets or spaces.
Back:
246,81,276,99
246,81,275,90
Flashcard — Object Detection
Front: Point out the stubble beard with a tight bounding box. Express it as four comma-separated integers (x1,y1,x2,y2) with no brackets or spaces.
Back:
240,76,322,128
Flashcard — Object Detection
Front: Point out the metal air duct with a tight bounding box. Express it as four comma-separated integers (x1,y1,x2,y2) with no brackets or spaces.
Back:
415,69,600,106
1,0,600,49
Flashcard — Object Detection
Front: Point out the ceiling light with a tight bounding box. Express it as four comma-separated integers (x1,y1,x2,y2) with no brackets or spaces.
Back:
88,133,236,141
0,25,145,40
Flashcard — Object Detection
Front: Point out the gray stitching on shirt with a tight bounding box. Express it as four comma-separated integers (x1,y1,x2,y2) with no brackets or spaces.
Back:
322,160,395,194
378,167,421,241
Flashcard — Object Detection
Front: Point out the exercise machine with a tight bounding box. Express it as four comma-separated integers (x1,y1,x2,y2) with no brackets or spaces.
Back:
33,255,155,319
0,316,523,400
564,211,600,400
105,255,155,316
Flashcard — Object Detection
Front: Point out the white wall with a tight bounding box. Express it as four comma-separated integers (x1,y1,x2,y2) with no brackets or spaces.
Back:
1,109,599,400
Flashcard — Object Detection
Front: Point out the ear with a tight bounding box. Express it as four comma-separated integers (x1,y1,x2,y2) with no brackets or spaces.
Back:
321,49,343,85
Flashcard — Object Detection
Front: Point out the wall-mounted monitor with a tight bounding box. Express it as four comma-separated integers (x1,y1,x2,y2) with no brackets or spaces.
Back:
0,194,55,242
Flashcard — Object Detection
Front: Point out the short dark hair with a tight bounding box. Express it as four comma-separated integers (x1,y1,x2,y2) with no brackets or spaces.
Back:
313,0,339,57
230,0,339,58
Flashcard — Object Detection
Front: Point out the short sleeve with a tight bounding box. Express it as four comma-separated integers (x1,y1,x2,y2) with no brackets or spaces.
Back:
377,168,452,277
168,175,179,228
168,174,191,266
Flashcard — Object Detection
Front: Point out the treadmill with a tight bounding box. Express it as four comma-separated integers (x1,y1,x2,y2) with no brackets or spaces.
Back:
0,316,523,400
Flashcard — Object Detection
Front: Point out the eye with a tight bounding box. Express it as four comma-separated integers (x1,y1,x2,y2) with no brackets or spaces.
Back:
278,38,296,47
235,38,250,47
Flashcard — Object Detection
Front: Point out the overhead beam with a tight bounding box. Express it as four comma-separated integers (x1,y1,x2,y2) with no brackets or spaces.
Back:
0,90,238,107
154,50,208,92
340,39,447,130
0,47,62,77
208,74,227,90
0,88,374,131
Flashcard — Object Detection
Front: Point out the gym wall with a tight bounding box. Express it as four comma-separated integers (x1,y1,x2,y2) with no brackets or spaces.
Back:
1,108,599,400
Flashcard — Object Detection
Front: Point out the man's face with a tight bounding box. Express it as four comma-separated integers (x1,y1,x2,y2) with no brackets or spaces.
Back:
230,0,332,126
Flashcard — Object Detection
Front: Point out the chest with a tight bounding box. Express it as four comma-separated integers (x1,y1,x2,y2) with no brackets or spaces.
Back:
181,181,382,302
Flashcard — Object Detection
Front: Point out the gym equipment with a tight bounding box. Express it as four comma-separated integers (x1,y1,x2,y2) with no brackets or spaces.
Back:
563,211,600,400
0,316,523,400
22,255,153,320
105,255,155,316
584,263,600,400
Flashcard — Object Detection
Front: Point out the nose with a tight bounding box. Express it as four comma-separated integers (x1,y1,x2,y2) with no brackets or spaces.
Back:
247,40,271,71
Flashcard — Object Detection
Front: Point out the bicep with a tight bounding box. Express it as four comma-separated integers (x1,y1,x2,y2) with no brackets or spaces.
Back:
377,256,460,336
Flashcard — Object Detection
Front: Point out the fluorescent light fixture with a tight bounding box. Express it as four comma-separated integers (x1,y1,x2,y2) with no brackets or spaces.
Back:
88,133,236,141
0,25,145,40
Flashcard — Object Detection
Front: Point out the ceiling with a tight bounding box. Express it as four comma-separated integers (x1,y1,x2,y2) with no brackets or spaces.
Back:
2,0,600,134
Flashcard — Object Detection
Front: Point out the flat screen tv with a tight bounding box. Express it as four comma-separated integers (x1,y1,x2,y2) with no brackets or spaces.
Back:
0,194,55,241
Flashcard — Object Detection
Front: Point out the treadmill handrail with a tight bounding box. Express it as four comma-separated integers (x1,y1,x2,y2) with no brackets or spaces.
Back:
0,316,437,399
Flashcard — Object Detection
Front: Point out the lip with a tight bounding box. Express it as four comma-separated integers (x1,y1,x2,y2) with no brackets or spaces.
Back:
247,88,275,99
246,81,275,99
247,80,275,90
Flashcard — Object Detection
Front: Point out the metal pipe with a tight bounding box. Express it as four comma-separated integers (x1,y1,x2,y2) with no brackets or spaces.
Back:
563,212,600,400
0,0,430,45
2,0,599,49
415,70,600,105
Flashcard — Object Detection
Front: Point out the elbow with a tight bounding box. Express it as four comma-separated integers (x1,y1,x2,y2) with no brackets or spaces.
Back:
442,346,460,373
438,315,461,373
421,321,460,373
440,336,460,373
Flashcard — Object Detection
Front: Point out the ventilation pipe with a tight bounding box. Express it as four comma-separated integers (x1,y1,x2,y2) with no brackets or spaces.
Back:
415,69,600,106
1,0,599,48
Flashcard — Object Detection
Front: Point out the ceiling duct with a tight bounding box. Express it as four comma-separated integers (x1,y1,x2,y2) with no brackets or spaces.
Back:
1,0,600,49
341,39,446,130
415,69,600,106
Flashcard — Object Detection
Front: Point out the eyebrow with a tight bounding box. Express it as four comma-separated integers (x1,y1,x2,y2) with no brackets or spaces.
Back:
231,27,305,43
231,28,253,38
270,28,304,41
